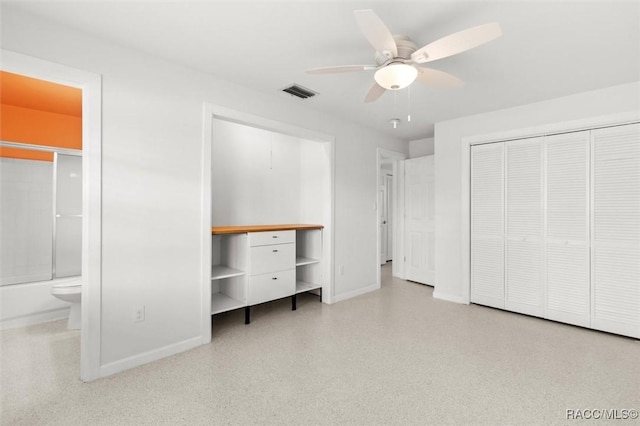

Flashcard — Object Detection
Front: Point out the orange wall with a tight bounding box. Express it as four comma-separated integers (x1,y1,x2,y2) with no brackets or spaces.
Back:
0,105,82,162
0,71,82,162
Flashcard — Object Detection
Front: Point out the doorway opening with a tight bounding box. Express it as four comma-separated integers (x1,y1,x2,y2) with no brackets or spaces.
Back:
1,50,102,381
201,104,335,344
0,72,83,288
376,149,407,288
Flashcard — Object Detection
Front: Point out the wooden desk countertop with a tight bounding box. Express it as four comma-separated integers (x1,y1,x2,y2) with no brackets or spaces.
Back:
212,224,324,235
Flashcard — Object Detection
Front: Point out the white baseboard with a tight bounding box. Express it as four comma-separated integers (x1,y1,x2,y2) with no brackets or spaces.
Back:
433,291,467,305
98,336,203,379
332,283,378,303
0,307,69,330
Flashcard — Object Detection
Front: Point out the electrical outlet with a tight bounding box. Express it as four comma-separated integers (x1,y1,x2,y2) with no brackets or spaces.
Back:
134,305,145,323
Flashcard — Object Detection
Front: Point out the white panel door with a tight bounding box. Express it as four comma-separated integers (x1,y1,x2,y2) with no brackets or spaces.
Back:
505,138,544,317
404,156,434,285
591,123,640,338
471,144,504,308
545,131,590,327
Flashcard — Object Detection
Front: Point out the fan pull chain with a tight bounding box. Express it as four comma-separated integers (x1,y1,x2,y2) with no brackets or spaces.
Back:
394,91,399,128
407,85,411,123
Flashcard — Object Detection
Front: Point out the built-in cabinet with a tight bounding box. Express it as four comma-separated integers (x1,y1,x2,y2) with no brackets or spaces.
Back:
211,225,323,323
471,122,639,339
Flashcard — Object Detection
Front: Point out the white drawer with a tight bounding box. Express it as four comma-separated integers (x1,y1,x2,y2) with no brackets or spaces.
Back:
250,243,295,275
249,230,295,247
248,269,295,305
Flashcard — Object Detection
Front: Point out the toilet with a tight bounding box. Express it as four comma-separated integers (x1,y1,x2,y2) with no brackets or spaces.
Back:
51,279,82,330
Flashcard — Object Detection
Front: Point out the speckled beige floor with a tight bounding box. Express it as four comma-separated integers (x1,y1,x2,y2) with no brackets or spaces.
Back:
1,264,638,425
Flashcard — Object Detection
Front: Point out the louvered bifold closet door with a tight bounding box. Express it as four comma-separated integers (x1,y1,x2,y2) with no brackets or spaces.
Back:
505,138,544,317
545,131,590,327
591,123,640,338
471,143,505,309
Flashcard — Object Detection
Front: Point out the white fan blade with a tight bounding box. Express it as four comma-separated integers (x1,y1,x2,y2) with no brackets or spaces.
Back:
364,82,386,103
411,23,502,64
306,65,375,74
415,67,464,88
354,9,398,58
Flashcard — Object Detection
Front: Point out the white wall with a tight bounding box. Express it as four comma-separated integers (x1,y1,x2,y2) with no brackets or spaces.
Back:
1,7,407,373
211,119,301,226
299,140,328,225
409,137,434,158
434,81,640,303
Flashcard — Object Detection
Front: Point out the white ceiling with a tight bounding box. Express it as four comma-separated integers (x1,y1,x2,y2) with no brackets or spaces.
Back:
7,1,640,141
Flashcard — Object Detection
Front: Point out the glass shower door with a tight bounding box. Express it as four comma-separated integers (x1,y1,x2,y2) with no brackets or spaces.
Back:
54,153,82,278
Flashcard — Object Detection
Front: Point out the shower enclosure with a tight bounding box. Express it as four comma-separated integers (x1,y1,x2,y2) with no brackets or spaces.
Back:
0,142,82,286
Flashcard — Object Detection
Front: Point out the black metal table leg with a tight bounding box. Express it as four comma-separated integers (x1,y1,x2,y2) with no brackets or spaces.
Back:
292,294,297,311
245,306,250,324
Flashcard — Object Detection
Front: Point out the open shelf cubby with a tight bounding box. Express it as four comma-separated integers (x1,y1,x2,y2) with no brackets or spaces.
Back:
211,233,247,314
211,275,245,314
295,229,323,295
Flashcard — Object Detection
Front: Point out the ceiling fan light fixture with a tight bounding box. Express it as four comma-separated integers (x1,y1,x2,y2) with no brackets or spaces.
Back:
374,63,418,90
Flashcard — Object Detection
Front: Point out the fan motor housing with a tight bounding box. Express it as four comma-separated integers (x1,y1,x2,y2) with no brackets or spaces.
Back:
375,35,417,65
394,35,418,59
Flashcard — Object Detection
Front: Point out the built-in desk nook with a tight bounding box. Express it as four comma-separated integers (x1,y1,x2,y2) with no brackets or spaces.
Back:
211,224,324,324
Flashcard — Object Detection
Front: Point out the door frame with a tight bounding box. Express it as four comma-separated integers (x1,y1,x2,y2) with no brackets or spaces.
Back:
376,148,407,288
1,50,103,381
201,103,335,345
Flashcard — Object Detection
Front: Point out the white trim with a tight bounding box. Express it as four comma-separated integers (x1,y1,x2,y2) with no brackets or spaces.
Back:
332,283,378,303
206,104,334,143
376,148,407,288
1,50,103,382
99,336,202,378
464,111,640,146
433,291,466,305
395,160,406,280
201,103,336,339
460,111,640,306
325,139,336,304
200,105,213,344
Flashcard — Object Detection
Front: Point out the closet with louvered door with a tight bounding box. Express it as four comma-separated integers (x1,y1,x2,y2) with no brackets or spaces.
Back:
591,123,640,338
470,122,640,339
545,131,590,327
470,143,505,309
505,138,545,317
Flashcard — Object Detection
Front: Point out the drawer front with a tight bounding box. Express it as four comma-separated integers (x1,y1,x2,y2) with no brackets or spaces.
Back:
249,230,295,247
250,243,295,275
248,269,295,305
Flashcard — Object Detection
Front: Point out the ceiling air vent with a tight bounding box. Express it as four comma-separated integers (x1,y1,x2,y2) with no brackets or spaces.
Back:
281,84,318,99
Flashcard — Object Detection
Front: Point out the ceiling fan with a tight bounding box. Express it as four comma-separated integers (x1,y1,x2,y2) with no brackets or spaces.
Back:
306,9,502,103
